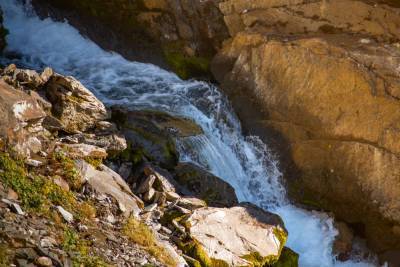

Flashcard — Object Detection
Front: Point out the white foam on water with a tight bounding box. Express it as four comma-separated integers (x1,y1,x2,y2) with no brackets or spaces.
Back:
0,1,378,266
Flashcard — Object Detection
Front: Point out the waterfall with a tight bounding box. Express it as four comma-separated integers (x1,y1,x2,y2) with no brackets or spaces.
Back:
0,1,377,266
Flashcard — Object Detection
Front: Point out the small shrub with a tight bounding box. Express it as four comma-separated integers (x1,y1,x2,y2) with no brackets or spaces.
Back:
123,217,177,267
53,151,82,190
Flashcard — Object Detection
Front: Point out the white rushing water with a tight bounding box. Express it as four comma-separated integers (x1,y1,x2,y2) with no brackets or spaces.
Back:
0,1,378,266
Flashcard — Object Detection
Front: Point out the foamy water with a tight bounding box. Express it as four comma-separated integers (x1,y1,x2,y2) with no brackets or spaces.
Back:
0,1,377,266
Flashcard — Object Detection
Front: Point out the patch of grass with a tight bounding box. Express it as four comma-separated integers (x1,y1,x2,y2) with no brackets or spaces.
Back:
62,228,108,267
53,151,82,190
178,240,228,267
0,244,11,267
76,201,97,220
0,152,96,221
123,217,177,267
84,156,103,169
0,152,75,211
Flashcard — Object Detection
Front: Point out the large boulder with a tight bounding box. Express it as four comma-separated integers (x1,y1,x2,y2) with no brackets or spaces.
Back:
45,74,108,133
112,108,202,170
75,160,143,217
179,203,287,266
212,27,400,254
0,80,47,157
174,162,238,207
31,0,229,79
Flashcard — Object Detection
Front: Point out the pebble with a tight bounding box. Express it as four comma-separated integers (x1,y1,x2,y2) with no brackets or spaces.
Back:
36,256,52,267
25,159,43,167
143,203,158,213
56,206,74,223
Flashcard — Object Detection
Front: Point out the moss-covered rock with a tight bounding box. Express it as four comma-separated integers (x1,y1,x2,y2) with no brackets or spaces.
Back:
173,204,288,266
163,42,211,79
272,247,299,267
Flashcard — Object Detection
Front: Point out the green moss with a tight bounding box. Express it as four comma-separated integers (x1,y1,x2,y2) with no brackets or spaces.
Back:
183,255,202,267
160,210,188,227
123,217,177,267
84,156,103,169
53,151,82,190
163,47,211,80
178,240,229,267
0,152,94,219
272,247,299,267
62,228,109,267
242,252,279,267
0,244,11,267
0,152,75,211
240,227,288,266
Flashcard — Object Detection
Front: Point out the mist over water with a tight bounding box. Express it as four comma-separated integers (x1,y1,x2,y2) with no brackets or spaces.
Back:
0,1,377,266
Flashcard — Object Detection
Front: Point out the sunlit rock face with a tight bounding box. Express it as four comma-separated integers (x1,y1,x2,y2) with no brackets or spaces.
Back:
212,0,400,256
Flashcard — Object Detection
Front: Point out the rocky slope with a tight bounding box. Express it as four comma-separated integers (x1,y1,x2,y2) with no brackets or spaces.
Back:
0,64,296,266
14,0,400,264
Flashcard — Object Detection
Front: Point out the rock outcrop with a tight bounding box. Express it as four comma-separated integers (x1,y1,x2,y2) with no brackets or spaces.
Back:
46,74,108,133
211,0,400,257
0,79,47,157
181,204,287,266
31,0,229,79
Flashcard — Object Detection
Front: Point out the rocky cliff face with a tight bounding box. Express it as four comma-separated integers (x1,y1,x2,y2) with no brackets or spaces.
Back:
31,0,229,79
211,0,400,260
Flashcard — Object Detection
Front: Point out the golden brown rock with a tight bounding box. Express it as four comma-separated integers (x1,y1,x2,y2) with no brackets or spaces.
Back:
212,27,400,254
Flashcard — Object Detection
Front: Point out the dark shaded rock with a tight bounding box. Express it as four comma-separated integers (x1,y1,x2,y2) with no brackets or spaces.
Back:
333,222,354,261
174,162,238,207
273,247,299,267
112,108,202,170
0,7,7,53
